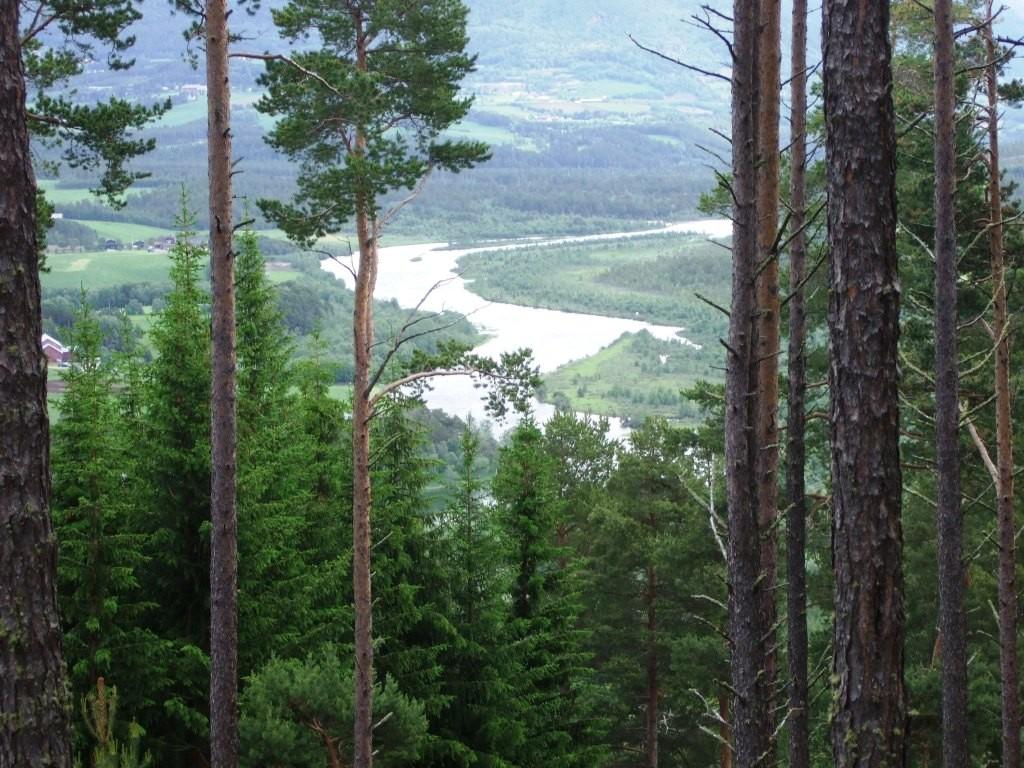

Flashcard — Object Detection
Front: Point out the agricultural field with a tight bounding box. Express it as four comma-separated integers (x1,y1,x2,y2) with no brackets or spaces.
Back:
152,98,209,127
43,249,175,291
39,179,146,205
72,219,175,242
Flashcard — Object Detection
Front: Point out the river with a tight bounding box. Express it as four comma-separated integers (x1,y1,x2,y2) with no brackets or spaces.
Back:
321,218,731,437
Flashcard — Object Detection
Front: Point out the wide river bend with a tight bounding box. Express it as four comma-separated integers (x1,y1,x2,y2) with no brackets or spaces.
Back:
321,218,731,437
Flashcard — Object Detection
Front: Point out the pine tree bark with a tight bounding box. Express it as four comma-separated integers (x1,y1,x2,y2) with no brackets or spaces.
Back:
0,1,73,762
206,0,238,764
754,0,782,747
726,0,769,766
352,201,377,768
932,2,967,765
984,6,1020,766
785,0,810,764
352,15,377,767
823,2,906,766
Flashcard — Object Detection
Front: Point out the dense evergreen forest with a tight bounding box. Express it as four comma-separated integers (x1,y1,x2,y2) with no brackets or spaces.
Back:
5,1,1024,768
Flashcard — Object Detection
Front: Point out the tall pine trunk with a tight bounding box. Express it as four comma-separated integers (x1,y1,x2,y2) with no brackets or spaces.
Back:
349,9,378,767
206,0,238,764
932,2,967,765
785,0,810,764
984,6,1020,766
726,0,769,765
352,202,377,768
0,1,73,762
754,0,782,746
823,1,907,765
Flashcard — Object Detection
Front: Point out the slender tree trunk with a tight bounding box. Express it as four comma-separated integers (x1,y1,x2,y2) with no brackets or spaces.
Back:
726,0,769,766
754,0,782,749
785,0,810,764
932,2,967,765
350,11,377,768
645,565,659,768
0,2,73,763
719,691,733,768
984,7,1020,766
206,0,238,765
325,737,344,768
823,1,907,766
352,201,377,768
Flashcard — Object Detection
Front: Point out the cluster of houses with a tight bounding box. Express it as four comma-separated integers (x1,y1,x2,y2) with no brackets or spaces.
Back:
48,232,179,255
104,235,179,252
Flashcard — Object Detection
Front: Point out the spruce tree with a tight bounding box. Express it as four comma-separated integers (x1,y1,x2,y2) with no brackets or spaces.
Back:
493,419,597,768
542,412,616,557
291,343,353,652
370,402,461,764
434,422,521,767
135,213,213,765
52,299,148,741
584,420,724,767
233,229,315,672
235,230,293,421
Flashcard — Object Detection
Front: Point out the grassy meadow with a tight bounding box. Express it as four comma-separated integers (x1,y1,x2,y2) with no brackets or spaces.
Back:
539,330,714,424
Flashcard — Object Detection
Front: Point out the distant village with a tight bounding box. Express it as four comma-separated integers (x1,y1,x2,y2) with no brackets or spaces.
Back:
46,228,183,255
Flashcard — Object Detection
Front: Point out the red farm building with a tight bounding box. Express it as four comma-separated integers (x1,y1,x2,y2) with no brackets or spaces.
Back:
41,333,70,366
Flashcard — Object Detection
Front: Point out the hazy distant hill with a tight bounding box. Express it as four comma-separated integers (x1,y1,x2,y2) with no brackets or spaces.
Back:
39,1,1024,238
86,0,735,129
464,0,732,118
37,0,746,237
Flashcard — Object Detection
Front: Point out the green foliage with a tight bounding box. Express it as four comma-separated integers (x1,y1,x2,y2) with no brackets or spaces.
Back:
21,0,170,203
431,420,521,767
540,331,715,424
77,678,153,768
493,420,559,622
37,189,55,270
401,340,540,419
492,419,608,767
234,227,338,672
131,210,212,760
542,412,616,555
583,419,725,765
236,228,294,413
367,402,474,763
51,296,152,735
257,0,489,243
240,651,428,768
40,3,1024,766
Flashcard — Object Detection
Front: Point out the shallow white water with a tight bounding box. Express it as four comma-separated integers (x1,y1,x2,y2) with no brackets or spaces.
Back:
320,218,731,437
